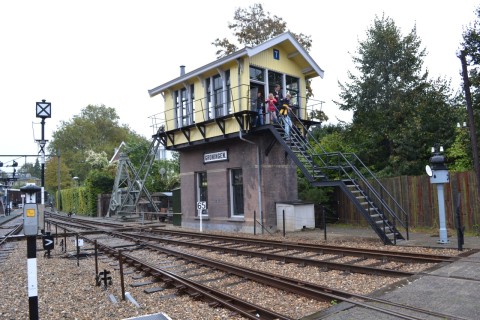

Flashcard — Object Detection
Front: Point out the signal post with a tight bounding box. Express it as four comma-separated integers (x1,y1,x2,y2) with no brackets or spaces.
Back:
21,184,42,320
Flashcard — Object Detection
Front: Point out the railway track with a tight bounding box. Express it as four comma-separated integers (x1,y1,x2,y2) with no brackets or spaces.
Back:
42,214,469,319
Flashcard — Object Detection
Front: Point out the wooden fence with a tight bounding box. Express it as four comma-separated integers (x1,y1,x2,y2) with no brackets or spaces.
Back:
336,171,480,231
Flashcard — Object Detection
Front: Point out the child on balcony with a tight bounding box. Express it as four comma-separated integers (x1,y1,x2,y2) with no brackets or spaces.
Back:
266,93,278,123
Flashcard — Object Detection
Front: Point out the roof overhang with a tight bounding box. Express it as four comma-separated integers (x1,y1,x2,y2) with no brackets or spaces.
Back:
148,32,324,98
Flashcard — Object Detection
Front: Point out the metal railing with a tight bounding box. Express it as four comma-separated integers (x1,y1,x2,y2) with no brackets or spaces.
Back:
148,84,325,135
277,110,409,238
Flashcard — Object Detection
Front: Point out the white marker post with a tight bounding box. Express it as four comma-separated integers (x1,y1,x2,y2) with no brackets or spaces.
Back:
197,201,206,232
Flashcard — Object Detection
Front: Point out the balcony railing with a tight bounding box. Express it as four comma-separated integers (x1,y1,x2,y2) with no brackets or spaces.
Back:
149,84,325,135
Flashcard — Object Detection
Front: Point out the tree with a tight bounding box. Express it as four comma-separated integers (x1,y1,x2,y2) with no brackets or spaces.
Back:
336,15,457,176
212,3,312,58
19,159,41,179
46,104,135,185
458,6,480,203
44,156,73,194
213,3,324,108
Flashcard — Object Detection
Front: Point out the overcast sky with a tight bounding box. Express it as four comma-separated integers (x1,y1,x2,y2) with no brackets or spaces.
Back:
0,0,478,169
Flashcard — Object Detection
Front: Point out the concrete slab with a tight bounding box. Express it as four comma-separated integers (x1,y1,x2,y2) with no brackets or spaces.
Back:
430,260,480,280
324,275,480,319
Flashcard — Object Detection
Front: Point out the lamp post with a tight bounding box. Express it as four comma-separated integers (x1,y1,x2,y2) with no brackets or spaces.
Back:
35,99,51,206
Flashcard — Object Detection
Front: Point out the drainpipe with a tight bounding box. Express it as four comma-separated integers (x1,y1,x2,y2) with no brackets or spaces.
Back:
237,58,242,111
239,131,263,234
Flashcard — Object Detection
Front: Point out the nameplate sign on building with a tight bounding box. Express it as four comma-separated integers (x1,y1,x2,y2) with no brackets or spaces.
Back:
204,150,228,163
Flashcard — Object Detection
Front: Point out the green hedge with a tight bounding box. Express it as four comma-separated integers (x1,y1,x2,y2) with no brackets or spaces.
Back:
56,187,94,216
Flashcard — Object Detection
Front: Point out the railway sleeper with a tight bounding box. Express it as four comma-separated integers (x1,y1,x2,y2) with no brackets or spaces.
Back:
187,291,203,299
144,286,166,294
207,301,221,308
173,283,187,291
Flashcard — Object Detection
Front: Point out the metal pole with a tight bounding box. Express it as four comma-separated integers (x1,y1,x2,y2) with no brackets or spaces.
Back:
119,250,126,300
41,118,45,205
94,240,98,277
282,209,285,237
27,236,39,320
455,193,464,251
436,184,449,244
76,234,80,267
57,149,61,212
323,206,327,241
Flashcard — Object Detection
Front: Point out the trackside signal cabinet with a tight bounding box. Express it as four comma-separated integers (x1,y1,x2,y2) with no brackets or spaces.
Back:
21,184,41,236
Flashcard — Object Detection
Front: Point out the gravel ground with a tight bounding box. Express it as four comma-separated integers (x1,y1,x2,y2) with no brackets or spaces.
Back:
0,239,246,320
0,227,463,320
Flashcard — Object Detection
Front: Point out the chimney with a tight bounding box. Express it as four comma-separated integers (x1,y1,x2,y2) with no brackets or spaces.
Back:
180,65,185,76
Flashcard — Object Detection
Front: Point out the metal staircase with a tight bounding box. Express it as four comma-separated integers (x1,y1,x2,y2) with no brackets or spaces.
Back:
268,115,408,245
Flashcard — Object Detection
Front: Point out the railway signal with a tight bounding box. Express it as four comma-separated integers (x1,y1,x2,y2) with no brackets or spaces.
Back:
426,146,449,244
21,184,42,320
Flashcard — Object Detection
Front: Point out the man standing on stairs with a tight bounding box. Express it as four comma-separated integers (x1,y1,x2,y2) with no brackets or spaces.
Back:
281,93,294,139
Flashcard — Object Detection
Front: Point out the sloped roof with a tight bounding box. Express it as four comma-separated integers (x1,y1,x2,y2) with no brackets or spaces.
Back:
148,32,324,98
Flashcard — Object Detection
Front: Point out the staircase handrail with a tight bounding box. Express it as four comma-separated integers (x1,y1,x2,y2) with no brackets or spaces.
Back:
342,152,409,226
322,152,407,230
283,111,408,230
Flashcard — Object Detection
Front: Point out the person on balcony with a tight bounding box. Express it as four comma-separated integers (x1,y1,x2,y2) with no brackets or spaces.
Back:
255,91,265,126
266,93,278,123
273,84,283,113
280,93,293,139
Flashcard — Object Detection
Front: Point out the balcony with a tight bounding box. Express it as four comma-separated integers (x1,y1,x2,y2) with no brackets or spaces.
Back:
148,85,324,150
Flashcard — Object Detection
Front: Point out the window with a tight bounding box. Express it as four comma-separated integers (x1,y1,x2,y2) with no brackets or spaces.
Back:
250,66,264,82
286,75,300,116
268,71,283,94
196,172,208,216
174,85,194,128
213,75,223,117
230,169,244,216
206,78,212,119
225,70,231,114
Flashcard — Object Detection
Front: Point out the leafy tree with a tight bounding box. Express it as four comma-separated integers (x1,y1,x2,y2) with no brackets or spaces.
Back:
462,6,480,84
85,150,109,170
336,15,457,176
19,159,41,179
47,105,134,184
214,2,324,112
457,7,480,173
44,156,73,193
212,3,312,58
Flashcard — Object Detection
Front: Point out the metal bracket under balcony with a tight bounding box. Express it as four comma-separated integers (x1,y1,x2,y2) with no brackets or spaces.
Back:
196,123,207,140
180,126,192,145
234,111,257,133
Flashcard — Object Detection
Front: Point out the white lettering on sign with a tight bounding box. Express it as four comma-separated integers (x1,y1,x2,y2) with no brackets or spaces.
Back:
204,151,228,163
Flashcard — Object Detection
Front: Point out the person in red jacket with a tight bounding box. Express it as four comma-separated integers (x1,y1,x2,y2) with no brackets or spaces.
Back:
265,93,278,123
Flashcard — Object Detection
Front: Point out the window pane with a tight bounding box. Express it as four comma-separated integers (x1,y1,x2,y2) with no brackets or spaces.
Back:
250,66,264,81
268,71,283,95
213,75,224,117
231,169,243,216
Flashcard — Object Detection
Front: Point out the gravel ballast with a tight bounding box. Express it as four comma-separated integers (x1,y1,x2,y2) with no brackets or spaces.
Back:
0,228,462,320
